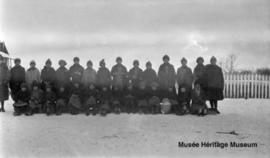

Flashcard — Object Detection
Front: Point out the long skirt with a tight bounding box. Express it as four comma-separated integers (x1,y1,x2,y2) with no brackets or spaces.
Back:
206,87,224,101
0,82,9,101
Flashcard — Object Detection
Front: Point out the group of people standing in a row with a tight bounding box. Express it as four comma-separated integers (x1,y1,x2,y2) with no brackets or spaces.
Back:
0,54,224,116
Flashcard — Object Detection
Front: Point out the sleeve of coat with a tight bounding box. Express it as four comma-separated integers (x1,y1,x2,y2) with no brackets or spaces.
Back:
220,68,224,90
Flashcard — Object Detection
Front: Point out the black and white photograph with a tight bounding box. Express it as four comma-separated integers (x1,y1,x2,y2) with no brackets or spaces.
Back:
0,0,270,157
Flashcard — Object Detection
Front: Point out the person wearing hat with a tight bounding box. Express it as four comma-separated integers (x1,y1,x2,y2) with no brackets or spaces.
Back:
128,60,143,89
142,61,158,89
123,81,137,113
26,81,44,115
41,59,56,91
96,59,111,90
13,83,30,116
148,82,161,114
69,57,84,84
97,85,112,116
68,81,83,115
158,55,176,91
82,82,99,116
111,57,128,91
43,83,57,116
0,55,10,112
25,60,41,89
176,57,193,111
56,59,70,89
193,57,205,86
9,58,26,101
55,83,70,115
135,81,149,114
82,60,97,87
203,56,224,114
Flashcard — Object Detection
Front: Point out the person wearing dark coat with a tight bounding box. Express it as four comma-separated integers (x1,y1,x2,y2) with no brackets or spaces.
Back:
147,82,161,114
13,83,30,116
83,83,99,116
68,82,83,115
26,81,44,115
56,84,70,115
111,85,124,114
56,60,70,89
96,59,111,90
9,58,26,101
69,57,84,84
158,55,176,91
41,59,56,91
142,61,158,89
177,58,193,109
0,56,10,112
190,82,207,116
128,60,143,89
97,85,111,116
203,56,224,114
111,57,128,91
43,84,57,116
123,82,137,113
193,57,205,86
135,81,149,114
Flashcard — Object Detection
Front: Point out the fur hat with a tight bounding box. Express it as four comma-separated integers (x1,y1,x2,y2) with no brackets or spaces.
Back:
116,57,122,62
58,60,67,66
163,55,170,61
99,59,105,66
45,59,52,65
196,57,204,63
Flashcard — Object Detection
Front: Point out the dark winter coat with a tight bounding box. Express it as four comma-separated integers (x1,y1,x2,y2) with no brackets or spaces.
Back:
98,89,112,104
193,63,205,84
44,91,57,103
142,68,158,88
0,63,10,101
177,65,193,88
158,63,176,90
30,89,44,104
41,66,56,87
57,89,70,102
96,67,111,88
15,89,30,103
83,88,99,102
9,65,25,98
56,66,70,88
128,67,143,88
203,64,224,100
69,64,84,83
111,64,128,89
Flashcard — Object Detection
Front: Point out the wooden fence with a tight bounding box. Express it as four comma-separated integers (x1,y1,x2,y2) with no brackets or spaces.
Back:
224,73,270,99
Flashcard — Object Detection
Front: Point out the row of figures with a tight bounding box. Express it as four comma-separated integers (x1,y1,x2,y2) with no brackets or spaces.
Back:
0,55,224,116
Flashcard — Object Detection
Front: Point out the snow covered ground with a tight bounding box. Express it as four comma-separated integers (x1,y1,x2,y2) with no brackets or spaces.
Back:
0,99,270,158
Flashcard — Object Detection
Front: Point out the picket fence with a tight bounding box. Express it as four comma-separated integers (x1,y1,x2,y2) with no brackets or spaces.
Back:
224,73,270,99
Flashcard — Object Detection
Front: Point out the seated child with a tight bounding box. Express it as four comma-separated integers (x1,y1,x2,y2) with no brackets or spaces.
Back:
97,86,111,116
177,84,191,115
148,82,161,114
161,87,178,114
26,81,44,115
190,83,207,116
13,83,31,116
112,86,123,114
56,84,69,115
83,83,99,116
44,84,57,116
124,82,137,113
68,82,83,115
135,81,149,114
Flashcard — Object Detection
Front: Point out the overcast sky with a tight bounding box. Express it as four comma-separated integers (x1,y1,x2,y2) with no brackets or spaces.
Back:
1,0,269,70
